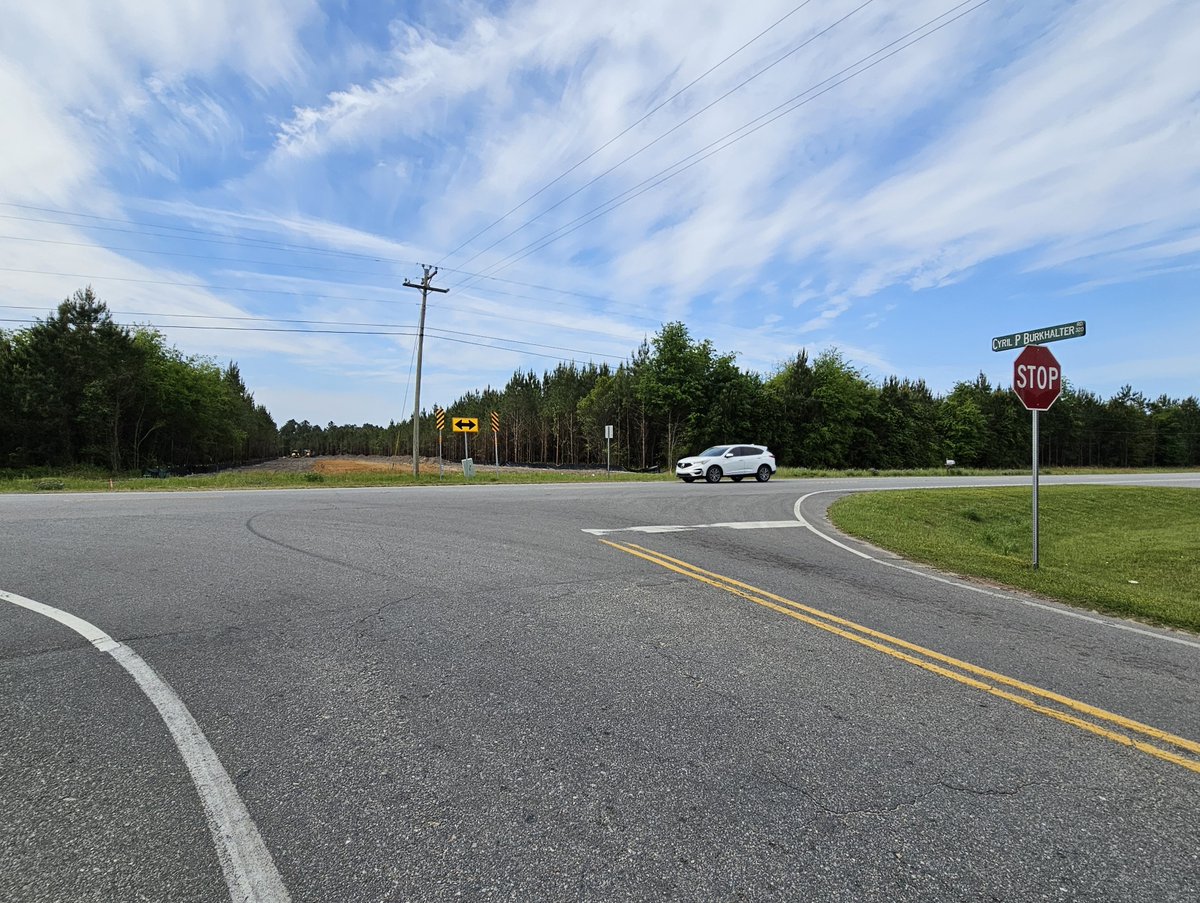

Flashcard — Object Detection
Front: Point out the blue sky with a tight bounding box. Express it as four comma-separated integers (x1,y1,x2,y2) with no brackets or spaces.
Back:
1,0,1197,427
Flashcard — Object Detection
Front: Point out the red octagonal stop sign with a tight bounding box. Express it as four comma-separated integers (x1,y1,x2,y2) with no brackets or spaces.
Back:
1013,345,1062,410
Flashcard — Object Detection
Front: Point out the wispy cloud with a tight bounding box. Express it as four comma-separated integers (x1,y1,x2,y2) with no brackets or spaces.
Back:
1,0,1197,424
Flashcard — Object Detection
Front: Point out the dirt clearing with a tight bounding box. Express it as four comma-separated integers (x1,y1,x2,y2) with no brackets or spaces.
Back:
237,455,442,474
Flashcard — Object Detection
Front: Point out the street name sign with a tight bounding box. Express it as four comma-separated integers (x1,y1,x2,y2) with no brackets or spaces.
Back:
452,417,479,433
993,322,1082,571
992,320,1085,352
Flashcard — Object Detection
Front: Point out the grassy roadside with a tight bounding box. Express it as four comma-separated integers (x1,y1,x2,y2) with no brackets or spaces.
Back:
828,486,1200,633
4,463,1191,494
0,467,670,492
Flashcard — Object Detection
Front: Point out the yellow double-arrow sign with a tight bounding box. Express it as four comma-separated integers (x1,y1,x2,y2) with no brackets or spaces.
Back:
449,412,498,433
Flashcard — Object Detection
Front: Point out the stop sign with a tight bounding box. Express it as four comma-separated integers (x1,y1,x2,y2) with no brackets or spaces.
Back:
1013,345,1062,410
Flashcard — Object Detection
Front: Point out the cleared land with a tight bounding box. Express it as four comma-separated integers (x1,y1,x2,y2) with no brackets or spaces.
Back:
828,485,1200,633
242,454,447,475
0,456,658,491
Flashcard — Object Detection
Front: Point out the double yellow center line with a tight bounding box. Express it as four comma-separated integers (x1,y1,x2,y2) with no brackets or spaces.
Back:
602,539,1200,776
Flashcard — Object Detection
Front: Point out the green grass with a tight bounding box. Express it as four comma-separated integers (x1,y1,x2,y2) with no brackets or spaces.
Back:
0,463,1020,492
2,463,1194,494
829,486,1200,633
0,466,672,493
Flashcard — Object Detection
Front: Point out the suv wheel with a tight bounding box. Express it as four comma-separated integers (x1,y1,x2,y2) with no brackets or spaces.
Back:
705,465,722,483
755,464,772,482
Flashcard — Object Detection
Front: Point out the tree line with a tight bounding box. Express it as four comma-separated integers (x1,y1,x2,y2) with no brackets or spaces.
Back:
4,295,1194,474
0,289,276,472
280,322,1200,471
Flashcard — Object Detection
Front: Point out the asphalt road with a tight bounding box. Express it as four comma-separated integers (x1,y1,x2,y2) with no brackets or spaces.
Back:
2,474,1198,902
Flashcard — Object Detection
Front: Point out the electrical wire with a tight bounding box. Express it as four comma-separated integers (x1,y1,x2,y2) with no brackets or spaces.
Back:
436,0,821,266
0,209,416,265
458,0,994,287
0,316,623,364
0,203,635,308
0,305,628,358
0,2,866,321
0,1,994,340
445,0,876,285
0,228,660,321
0,203,419,265
0,263,657,334
0,233,407,279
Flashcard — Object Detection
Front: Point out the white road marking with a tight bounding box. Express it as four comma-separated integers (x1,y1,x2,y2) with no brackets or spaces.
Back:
582,520,801,536
1,589,292,903
712,520,801,530
792,490,1200,652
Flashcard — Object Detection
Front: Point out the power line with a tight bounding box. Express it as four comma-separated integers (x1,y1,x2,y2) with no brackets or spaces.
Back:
445,0,877,287
460,0,994,285
0,3,992,327
0,233,407,279
0,264,414,305
0,263,656,335
436,0,820,266
0,305,627,359
0,316,624,364
0,202,637,308
0,202,419,265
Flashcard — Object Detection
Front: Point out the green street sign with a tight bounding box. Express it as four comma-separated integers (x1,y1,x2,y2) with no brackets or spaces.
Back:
992,320,1086,352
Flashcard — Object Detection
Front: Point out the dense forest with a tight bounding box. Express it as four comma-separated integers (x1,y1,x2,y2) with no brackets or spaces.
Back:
0,289,276,472
4,293,1197,474
280,321,1200,471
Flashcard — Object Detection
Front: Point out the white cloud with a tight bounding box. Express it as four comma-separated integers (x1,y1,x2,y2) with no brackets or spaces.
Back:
2,0,1197,421
811,0,1200,299
0,62,97,205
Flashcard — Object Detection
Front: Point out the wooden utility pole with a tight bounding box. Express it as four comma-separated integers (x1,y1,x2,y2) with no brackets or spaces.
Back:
403,265,448,477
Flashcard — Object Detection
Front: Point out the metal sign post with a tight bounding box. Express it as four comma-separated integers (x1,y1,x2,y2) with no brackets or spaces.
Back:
451,416,479,474
1032,408,1040,569
995,325,1084,570
1011,344,1065,571
605,424,613,476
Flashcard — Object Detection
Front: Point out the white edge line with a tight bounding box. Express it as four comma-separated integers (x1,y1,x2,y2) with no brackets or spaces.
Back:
791,488,1200,652
1,589,291,903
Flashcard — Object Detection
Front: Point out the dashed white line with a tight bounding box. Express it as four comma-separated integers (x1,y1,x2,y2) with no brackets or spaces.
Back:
1,589,292,903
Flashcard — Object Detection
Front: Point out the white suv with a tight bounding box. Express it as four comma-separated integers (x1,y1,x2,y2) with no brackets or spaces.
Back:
676,445,776,483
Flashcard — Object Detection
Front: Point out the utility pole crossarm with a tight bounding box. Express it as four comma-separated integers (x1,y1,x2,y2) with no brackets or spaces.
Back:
403,280,449,293
403,265,448,477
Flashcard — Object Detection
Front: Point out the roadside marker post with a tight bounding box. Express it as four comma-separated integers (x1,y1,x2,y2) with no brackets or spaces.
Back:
994,324,1082,570
491,411,500,473
435,408,445,478
605,424,614,477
